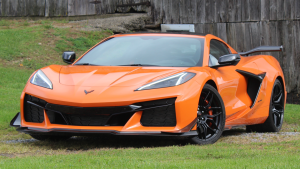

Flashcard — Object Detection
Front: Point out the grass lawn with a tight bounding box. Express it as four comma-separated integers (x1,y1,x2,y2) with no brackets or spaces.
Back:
1,141,300,168
0,19,299,168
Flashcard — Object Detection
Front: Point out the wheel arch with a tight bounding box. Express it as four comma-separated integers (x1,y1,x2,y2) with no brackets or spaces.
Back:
205,79,218,91
276,75,286,101
276,76,285,91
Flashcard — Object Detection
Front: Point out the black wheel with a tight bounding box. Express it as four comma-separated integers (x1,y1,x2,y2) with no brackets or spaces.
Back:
189,84,225,145
246,79,284,132
30,134,72,141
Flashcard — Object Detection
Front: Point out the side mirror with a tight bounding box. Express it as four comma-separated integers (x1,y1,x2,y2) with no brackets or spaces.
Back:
62,51,76,64
218,54,241,65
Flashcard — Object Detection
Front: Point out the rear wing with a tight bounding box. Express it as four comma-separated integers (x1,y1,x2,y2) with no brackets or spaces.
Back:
239,46,283,56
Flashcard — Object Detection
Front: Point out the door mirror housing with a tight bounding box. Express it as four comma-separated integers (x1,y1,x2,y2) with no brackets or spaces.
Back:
211,54,241,68
219,54,240,65
62,51,76,64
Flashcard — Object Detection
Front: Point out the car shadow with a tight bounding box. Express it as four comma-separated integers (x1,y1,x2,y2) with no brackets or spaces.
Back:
28,129,247,151
222,128,247,137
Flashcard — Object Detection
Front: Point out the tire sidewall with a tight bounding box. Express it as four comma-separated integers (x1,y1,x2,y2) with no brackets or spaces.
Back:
267,79,284,132
190,84,225,145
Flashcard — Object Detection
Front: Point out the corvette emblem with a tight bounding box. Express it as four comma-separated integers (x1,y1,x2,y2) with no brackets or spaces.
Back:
84,90,94,95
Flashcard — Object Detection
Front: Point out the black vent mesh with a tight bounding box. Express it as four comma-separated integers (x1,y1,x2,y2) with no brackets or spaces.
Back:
140,98,177,126
24,95,46,123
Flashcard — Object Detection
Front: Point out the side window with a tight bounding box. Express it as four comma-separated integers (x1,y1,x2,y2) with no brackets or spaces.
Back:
209,40,230,66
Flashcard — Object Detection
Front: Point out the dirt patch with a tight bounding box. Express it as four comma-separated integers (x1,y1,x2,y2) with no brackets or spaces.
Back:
0,153,15,158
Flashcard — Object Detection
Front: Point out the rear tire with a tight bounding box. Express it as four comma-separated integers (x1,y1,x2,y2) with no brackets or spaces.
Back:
246,79,284,132
189,84,225,145
30,134,72,141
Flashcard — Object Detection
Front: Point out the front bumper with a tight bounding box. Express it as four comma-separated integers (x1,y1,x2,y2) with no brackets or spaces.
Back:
13,93,199,135
11,112,197,136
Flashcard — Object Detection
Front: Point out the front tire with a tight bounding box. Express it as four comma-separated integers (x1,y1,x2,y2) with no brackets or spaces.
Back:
189,84,225,145
246,79,285,132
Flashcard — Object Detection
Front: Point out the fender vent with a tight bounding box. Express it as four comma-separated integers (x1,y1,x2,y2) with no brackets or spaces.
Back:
236,69,266,108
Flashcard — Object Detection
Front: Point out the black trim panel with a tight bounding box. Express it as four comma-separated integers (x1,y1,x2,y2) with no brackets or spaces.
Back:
236,69,266,108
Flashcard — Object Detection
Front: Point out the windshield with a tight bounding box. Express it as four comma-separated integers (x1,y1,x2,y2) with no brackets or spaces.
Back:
75,36,205,67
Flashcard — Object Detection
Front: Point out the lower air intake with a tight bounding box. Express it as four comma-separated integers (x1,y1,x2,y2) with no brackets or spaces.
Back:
24,95,46,123
140,98,177,127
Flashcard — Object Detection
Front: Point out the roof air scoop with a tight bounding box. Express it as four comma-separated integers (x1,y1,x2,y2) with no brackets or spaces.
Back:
161,24,195,33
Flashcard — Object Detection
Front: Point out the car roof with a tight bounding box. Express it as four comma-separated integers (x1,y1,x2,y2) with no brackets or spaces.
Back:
119,32,208,37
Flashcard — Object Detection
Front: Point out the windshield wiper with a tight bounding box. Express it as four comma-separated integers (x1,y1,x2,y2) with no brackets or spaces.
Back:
75,63,100,66
118,64,158,66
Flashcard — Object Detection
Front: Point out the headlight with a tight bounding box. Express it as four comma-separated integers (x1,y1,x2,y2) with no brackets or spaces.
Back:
136,72,196,91
30,70,53,89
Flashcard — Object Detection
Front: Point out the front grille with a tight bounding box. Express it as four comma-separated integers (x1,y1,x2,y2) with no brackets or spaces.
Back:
46,104,133,126
24,95,46,123
24,94,177,127
140,98,177,127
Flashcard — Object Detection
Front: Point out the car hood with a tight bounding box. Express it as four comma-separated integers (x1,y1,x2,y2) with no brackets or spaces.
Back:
59,66,187,87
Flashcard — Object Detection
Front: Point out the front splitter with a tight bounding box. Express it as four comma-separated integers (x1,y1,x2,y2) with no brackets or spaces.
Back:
16,127,198,137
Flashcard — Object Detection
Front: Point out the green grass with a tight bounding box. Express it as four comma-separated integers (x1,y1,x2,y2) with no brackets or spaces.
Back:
55,30,113,53
284,104,300,124
0,20,112,69
0,67,32,129
0,26,44,61
0,141,300,168
0,20,10,26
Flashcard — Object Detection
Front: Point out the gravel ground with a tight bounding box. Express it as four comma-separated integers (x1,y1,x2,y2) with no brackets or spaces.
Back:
4,138,37,144
220,131,300,144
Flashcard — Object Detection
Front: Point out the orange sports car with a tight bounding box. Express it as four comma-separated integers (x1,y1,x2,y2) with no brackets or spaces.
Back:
10,33,286,145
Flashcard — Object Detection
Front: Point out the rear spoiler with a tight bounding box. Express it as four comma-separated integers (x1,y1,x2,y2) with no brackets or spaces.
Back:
239,46,283,56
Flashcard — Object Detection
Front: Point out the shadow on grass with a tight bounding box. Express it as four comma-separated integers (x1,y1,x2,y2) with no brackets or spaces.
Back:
27,129,247,151
222,128,247,137
29,135,188,151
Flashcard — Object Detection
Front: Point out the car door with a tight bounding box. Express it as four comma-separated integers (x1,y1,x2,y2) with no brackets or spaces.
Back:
208,40,252,119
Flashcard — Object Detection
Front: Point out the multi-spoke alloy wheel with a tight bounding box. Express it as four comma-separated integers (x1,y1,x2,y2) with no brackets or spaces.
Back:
190,84,225,145
271,81,284,128
246,79,285,132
